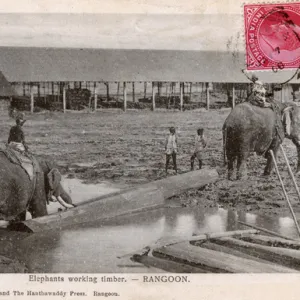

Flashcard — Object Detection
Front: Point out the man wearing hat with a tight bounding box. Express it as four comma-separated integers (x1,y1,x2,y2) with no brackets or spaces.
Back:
247,74,271,108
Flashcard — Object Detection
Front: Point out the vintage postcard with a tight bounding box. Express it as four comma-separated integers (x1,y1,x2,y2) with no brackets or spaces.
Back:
1,0,300,299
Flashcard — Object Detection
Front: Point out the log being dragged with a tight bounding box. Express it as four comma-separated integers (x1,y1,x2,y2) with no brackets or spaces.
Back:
153,243,296,273
20,168,219,233
213,237,300,270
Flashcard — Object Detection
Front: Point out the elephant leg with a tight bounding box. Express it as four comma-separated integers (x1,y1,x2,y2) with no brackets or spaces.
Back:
12,211,27,223
227,155,235,181
237,153,248,180
263,137,280,176
28,199,47,218
294,144,300,175
263,149,278,176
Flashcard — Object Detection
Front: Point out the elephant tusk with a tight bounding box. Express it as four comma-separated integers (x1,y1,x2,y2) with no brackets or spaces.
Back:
57,196,75,209
0,220,10,228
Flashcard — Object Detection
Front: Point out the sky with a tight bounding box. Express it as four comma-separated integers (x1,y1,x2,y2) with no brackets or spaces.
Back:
0,0,247,50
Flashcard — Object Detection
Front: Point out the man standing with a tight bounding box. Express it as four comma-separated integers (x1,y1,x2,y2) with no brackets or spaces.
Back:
165,127,178,175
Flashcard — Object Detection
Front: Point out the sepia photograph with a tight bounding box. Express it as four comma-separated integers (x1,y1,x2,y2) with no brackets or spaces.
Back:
1,0,300,279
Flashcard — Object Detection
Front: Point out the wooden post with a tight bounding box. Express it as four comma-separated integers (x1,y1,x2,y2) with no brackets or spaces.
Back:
180,82,183,111
30,85,34,113
37,83,41,98
189,82,192,101
132,82,135,102
105,82,110,101
23,83,26,96
158,82,161,98
117,82,120,99
94,93,98,111
206,82,210,111
63,84,66,113
94,82,97,111
144,82,147,99
152,82,156,111
232,84,235,108
43,82,46,104
123,82,127,112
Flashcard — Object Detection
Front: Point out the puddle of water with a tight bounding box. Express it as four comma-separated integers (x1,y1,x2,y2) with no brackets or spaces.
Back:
16,205,300,273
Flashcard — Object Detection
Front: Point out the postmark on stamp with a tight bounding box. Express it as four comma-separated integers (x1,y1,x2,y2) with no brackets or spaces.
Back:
244,2,300,71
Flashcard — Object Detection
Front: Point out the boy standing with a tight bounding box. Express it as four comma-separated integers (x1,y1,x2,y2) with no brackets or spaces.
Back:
165,127,178,174
191,128,206,170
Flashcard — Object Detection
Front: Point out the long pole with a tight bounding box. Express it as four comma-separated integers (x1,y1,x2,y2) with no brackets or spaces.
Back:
270,150,300,237
238,221,296,241
280,144,300,204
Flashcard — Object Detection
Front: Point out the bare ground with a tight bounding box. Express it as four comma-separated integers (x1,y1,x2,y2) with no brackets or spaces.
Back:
1,106,300,218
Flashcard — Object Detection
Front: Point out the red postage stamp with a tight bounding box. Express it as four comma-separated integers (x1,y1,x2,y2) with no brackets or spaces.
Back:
244,2,300,71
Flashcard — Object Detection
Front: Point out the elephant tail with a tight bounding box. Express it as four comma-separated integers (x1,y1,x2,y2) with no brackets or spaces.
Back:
222,125,227,166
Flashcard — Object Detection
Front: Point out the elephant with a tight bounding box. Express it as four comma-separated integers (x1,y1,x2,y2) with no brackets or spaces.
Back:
222,101,300,180
0,153,74,228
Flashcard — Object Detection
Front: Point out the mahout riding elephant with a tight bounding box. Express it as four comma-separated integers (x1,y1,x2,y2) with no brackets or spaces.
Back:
222,101,300,180
0,153,73,227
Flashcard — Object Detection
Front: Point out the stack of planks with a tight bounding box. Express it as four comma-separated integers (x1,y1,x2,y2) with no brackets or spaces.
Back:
131,230,300,273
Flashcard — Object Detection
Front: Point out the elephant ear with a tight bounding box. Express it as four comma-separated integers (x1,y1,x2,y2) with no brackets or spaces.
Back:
282,106,293,136
47,168,62,192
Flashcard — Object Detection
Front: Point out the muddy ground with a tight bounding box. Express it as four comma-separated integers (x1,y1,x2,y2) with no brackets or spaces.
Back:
1,106,300,220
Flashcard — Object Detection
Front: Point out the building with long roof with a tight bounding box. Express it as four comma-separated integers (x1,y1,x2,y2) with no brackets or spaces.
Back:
0,46,299,110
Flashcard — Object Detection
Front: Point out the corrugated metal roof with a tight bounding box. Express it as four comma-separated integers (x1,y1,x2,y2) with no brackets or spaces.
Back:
0,71,16,96
0,46,299,84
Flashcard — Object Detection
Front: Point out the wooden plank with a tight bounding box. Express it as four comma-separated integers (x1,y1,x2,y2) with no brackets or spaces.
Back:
194,240,287,266
213,237,300,270
131,254,207,273
153,243,296,273
21,185,164,233
119,229,258,259
241,234,300,249
154,168,218,199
